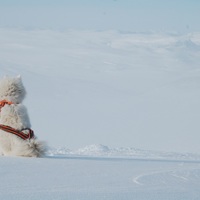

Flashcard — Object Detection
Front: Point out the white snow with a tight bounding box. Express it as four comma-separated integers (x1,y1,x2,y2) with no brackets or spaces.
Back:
48,144,200,162
1,28,200,199
1,155,200,200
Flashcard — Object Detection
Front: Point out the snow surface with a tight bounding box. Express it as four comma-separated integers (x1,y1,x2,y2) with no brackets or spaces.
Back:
1,154,200,200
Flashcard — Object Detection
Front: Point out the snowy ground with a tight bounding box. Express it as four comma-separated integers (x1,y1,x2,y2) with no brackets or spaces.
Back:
1,145,200,199
1,155,200,200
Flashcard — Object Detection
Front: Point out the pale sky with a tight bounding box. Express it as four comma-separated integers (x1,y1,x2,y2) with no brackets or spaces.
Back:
0,0,199,32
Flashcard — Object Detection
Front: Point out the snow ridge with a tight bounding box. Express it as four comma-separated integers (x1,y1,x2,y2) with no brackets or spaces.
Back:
48,144,200,161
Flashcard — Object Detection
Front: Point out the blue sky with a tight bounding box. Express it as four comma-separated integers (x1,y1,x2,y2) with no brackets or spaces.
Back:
0,0,199,32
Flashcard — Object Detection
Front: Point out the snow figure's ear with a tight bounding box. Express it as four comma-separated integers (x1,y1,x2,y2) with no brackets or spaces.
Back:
17,74,21,79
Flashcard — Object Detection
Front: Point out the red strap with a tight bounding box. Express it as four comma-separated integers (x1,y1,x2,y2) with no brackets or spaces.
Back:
0,100,13,111
0,101,34,140
0,124,34,140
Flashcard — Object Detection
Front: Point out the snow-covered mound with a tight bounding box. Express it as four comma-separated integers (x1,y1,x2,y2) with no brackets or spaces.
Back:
47,144,200,161
75,144,110,155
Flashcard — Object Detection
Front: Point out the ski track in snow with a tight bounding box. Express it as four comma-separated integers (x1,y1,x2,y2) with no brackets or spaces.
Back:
133,168,189,186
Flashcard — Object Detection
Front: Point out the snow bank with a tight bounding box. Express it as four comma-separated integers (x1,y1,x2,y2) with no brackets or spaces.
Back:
47,144,200,161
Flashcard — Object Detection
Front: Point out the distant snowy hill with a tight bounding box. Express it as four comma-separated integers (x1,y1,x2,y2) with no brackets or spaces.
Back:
47,144,200,162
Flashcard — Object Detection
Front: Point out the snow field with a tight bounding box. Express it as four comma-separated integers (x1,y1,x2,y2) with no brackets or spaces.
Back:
0,156,200,200
0,28,200,199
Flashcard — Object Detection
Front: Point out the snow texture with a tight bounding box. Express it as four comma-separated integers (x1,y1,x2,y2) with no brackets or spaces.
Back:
1,155,200,200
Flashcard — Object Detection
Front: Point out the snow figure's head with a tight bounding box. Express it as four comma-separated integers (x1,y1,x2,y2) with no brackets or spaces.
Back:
0,75,26,104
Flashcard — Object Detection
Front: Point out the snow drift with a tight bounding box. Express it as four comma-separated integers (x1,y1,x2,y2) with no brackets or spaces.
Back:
48,144,200,162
